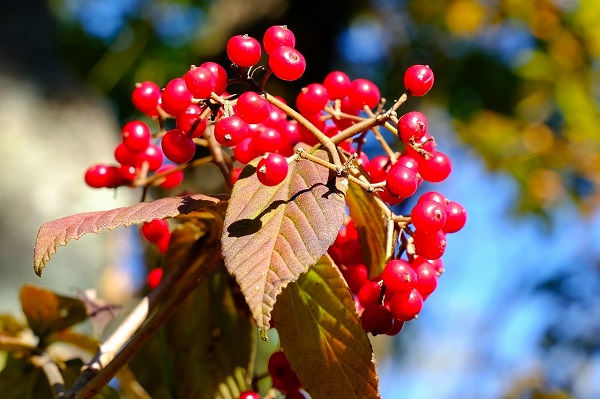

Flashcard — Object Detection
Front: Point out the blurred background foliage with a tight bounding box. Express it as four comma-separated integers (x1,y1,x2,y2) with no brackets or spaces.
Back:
3,0,600,398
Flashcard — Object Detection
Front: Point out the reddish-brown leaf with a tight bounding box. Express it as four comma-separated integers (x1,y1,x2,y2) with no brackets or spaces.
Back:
222,152,347,332
33,194,226,276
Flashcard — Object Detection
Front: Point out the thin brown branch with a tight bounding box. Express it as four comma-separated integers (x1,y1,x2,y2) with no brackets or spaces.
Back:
31,352,67,398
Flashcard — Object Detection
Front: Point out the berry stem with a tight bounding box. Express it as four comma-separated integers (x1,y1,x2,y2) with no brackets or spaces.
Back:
133,156,215,188
205,126,234,190
363,107,398,163
31,352,67,398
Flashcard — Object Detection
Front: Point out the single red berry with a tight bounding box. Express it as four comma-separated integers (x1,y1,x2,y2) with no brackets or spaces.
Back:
443,200,467,233
234,137,261,164
411,258,438,297
366,155,391,183
398,111,428,143
119,165,137,182
161,78,192,116
200,62,228,95
184,65,216,99
161,129,196,164
418,191,448,206
404,64,434,96
141,219,170,243
251,127,289,155
341,238,364,266
121,121,151,153
114,143,140,166
147,268,163,290
348,78,380,110
138,144,163,172
358,281,383,309
269,46,306,81
386,318,405,336
238,392,261,399
214,115,249,147
378,186,403,206
426,257,445,276
361,304,394,336
413,229,447,260
323,70,351,100
388,288,423,321
406,133,437,159
176,104,207,138
256,153,288,186
386,165,419,198
236,91,270,124
382,259,418,294
263,25,296,55
411,200,447,232
132,81,161,117
156,232,171,254
341,264,368,294
268,351,301,393
154,165,184,189
84,164,121,188
264,102,289,131
296,83,329,115
282,120,301,147
227,34,262,67
418,151,452,182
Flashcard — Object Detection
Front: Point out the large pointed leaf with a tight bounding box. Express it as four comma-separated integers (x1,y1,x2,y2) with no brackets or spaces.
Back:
20,285,88,339
273,255,380,399
346,182,391,278
33,194,226,276
222,152,347,331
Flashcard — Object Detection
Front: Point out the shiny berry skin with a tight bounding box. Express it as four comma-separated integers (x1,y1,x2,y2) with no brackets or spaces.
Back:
443,200,467,233
183,66,216,99
147,268,163,290
411,200,447,232
132,81,161,117
161,78,192,116
263,25,296,55
386,319,405,336
269,46,306,81
161,129,196,164
256,153,288,186
386,165,418,198
155,165,184,189
114,143,140,166
200,62,228,95
236,92,270,124
141,219,170,243
411,258,438,297
251,127,289,154
388,288,423,321
398,111,428,143
382,259,418,294
138,144,163,172
348,78,380,110
413,229,447,260
176,104,207,138
323,70,351,100
418,151,452,182
418,191,448,206
296,83,329,115
404,64,434,96
358,281,382,309
361,304,394,336
234,137,261,164
227,35,262,67
366,155,391,183
121,121,151,153
238,392,261,399
85,164,121,188
214,115,249,147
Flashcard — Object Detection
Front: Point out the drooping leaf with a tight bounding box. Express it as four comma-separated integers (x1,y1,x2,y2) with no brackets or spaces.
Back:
222,152,348,331
33,193,226,276
19,285,88,339
346,181,391,278
273,255,381,399
162,224,255,399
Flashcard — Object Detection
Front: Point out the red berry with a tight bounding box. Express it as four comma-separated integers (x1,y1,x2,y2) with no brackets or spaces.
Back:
138,144,163,172
256,153,288,186
121,121,151,153
236,92,270,124
361,304,394,336
161,78,192,116
263,25,296,55
388,288,423,321
119,165,137,182
418,191,448,206
412,258,438,297
214,115,249,147
132,81,161,117
413,229,447,260
200,62,228,95
155,165,184,189
161,129,196,164
341,264,368,294
84,164,121,188
184,66,216,99
114,143,140,166
176,104,207,138
296,83,329,115
404,64,434,96
234,137,261,164
238,392,261,399
398,111,428,143
147,268,163,290
323,70,351,100
382,259,417,294
227,34,262,67
141,219,170,243
268,352,301,393
348,78,380,110
269,46,306,81
251,127,289,155
411,200,447,232
386,165,418,198
386,318,405,336
366,155,391,183
358,281,382,309
418,151,452,182
443,200,467,233
156,232,171,254
406,133,437,159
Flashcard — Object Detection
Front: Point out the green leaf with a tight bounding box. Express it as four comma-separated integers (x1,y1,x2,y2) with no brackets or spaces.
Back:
19,285,87,339
0,314,26,336
346,180,391,278
273,255,381,399
33,193,226,276
162,225,255,399
222,152,348,331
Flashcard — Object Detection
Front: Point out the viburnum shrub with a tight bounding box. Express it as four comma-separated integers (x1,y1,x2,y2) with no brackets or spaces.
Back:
28,25,467,399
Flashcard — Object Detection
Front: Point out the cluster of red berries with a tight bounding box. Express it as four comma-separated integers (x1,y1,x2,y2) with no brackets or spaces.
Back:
238,351,304,399
139,219,171,289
